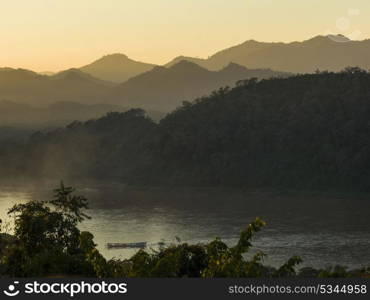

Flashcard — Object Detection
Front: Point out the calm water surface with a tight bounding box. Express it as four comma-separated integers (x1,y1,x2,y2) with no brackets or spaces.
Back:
0,183,369,269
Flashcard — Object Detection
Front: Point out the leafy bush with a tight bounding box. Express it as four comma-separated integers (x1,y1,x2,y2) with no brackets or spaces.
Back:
0,184,368,278
0,183,96,277
102,218,304,278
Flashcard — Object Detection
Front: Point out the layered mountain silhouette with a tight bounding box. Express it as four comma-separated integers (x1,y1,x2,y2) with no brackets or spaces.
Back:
165,56,207,68
52,68,115,86
165,35,370,73
0,99,165,128
0,99,122,127
0,68,111,106
2,34,370,120
80,54,156,83
0,62,287,113
109,61,289,111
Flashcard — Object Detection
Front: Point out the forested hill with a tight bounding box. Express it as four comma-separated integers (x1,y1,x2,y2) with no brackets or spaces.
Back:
2,67,370,190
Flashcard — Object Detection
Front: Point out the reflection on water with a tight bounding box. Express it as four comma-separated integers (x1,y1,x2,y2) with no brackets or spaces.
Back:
0,190,31,224
1,184,369,269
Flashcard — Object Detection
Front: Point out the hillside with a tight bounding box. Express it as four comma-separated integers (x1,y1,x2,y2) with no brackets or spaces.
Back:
110,61,289,111
0,62,285,112
165,35,370,73
2,68,370,190
0,100,165,128
0,68,111,106
52,68,116,87
165,56,208,68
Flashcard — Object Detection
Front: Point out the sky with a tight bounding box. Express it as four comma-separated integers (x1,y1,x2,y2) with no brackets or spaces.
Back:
0,0,369,72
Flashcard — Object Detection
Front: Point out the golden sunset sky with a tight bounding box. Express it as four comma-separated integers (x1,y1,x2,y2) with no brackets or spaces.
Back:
1,0,369,72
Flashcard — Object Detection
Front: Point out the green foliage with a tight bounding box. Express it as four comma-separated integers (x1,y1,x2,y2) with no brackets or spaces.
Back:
157,69,370,189
0,182,96,277
2,70,370,190
0,109,158,182
318,266,350,278
273,256,303,277
98,218,302,278
235,218,266,253
0,185,368,278
50,182,91,223
93,216,369,278
202,218,267,277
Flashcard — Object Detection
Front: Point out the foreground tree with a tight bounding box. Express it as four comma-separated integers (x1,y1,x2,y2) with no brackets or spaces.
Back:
1,182,98,277
109,218,303,278
1,184,369,278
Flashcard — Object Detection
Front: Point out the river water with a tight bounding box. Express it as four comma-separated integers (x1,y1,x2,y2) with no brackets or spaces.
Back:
0,183,369,269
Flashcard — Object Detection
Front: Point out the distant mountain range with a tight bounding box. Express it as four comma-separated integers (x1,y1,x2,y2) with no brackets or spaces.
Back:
5,69,370,189
165,35,370,73
80,54,156,83
0,61,288,114
109,61,289,111
1,34,370,121
0,100,165,128
0,100,124,127
0,68,110,106
76,35,370,83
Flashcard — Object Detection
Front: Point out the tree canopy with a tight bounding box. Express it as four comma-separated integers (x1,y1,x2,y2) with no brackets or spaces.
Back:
2,68,370,190
1,184,368,277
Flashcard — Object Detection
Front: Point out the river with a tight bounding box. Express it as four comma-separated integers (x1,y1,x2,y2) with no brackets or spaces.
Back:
0,182,369,269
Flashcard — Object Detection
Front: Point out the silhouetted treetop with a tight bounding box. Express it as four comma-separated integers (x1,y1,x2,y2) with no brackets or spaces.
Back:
2,69,370,190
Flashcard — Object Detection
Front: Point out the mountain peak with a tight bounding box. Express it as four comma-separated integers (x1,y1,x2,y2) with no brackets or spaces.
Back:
53,68,86,79
221,62,247,72
173,55,187,60
164,56,207,68
169,60,207,72
241,39,263,45
0,68,41,80
80,54,156,83
103,53,128,59
93,53,131,64
325,34,351,42
304,35,351,44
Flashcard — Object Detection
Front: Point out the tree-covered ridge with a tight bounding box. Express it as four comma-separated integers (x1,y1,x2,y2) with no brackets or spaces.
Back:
2,68,370,190
109,61,290,111
0,109,158,181
158,67,370,189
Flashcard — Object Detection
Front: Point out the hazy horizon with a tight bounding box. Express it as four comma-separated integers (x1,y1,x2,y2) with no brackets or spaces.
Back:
1,0,370,72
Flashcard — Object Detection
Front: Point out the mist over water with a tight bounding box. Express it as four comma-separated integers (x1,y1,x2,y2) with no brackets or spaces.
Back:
1,183,369,269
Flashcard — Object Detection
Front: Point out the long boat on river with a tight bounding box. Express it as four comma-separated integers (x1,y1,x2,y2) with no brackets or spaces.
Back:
106,242,147,249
